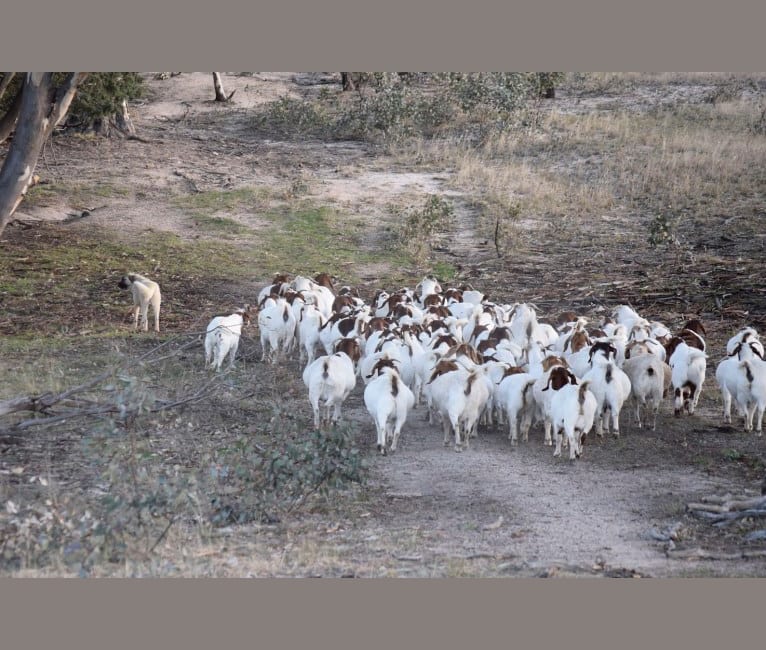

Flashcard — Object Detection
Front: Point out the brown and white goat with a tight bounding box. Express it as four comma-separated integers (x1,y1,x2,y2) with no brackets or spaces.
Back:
364,358,416,454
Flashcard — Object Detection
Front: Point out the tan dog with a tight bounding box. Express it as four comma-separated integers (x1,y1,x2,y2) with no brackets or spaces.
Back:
118,273,162,332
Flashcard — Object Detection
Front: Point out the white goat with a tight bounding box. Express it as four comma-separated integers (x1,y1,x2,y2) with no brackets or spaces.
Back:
496,371,537,445
364,359,416,454
302,352,357,430
258,298,297,363
667,339,707,416
415,275,442,307
622,353,665,430
726,327,764,358
204,309,250,372
533,364,579,446
297,303,326,365
550,381,598,460
426,362,490,452
292,275,335,318
716,342,765,431
735,359,766,435
582,354,632,438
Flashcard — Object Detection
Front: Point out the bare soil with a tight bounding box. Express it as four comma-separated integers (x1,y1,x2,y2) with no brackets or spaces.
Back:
2,72,766,577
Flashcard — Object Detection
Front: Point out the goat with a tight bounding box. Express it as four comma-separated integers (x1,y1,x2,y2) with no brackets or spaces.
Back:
550,381,598,460
204,308,250,372
622,353,665,430
364,359,416,454
716,341,765,430
582,353,632,438
333,337,363,369
297,303,326,365
258,297,297,363
319,307,371,355
726,327,764,358
674,318,707,352
426,363,490,451
292,275,335,317
118,273,161,333
415,275,442,307
302,351,357,430
667,338,707,416
535,365,579,446
496,369,537,445
735,359,766,435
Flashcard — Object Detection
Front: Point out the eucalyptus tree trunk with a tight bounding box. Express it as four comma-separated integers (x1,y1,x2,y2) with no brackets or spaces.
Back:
213,72,235,102
0,72,86,237
340,72,357,91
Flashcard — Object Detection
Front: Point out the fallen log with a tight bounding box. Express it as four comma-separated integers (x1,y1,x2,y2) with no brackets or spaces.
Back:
688,495,766,513
713,509,766,527
723,496,766,512
687,502,728,514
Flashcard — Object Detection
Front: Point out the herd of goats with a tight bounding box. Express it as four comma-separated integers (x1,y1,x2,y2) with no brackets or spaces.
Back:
120,271,766,461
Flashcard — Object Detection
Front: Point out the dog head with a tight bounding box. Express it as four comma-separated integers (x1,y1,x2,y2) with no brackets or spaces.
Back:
118,274,135,290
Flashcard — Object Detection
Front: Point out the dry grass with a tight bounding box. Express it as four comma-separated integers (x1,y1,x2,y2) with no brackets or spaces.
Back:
393,82,765,253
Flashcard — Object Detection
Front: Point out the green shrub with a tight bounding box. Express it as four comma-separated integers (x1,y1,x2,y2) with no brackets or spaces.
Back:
393,194,454,259
66,73,145,125
209,423,367,526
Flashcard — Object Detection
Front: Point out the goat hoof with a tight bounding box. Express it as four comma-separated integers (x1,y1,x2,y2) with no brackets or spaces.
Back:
454,445,462,453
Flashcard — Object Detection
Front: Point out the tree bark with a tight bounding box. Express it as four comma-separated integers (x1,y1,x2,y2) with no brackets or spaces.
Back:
340,72,357,91
111,99,136,137
212,72,235,102
0,72,86,237
0,84,23,144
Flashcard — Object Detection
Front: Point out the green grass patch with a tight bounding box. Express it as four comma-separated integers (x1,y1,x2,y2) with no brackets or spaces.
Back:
25,181,131,208
256,203,414,285
172,188,273,235
430,260,457,281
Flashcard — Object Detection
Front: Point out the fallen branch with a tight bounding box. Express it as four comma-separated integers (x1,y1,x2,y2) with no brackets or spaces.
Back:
712,509,766,527
173,170,201,194
687,495,766,513
0,333,215,437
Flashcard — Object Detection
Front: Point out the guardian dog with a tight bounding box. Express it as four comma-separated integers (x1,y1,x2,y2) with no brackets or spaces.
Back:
118,273,162,333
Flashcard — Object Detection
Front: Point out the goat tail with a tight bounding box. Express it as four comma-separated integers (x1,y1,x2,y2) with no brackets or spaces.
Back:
578,381,591,415
521,378,536,408
391,373,399,397
740,360,754,384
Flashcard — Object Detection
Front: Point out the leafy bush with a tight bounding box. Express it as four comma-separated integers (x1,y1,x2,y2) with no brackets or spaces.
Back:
251,72,555,143
393,194,454,258
66,73,145,125
254,95,334,138
648,212,680,249
208,424,367,526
